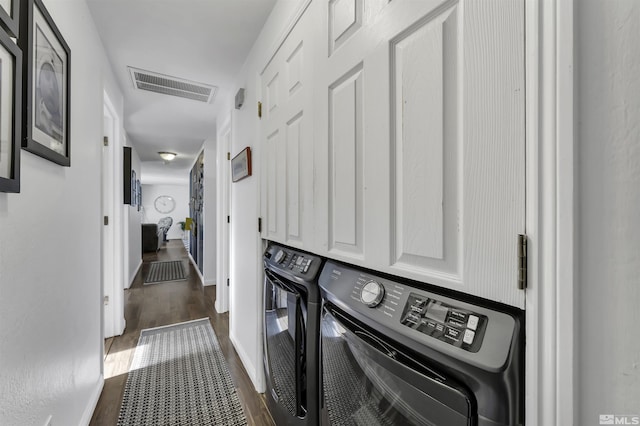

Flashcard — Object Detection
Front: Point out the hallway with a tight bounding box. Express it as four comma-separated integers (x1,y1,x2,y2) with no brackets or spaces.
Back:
90,241,273,426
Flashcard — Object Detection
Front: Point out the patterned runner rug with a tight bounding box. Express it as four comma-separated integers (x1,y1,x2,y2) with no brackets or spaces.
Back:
144,260,187,284
117,318,248,426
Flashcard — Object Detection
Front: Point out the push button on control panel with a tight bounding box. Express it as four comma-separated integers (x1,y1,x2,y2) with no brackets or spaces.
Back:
463,329,476,345
467,315,479,331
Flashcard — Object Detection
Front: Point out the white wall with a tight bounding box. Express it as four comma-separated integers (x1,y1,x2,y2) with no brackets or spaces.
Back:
0,0,124,424
576,0,640,423
221,0,304,392
141,183,189,240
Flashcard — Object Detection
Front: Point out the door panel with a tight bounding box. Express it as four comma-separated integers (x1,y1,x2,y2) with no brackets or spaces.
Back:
261,6,316,248
328,64,364,257
286,113,303,242
390,4,460,280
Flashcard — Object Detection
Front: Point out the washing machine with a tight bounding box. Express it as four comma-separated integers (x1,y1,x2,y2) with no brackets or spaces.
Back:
263,242,324,426
318,260,525,426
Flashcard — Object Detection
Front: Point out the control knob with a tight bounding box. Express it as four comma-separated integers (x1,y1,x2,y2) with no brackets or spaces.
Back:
274,250,286,264
360,280,385,308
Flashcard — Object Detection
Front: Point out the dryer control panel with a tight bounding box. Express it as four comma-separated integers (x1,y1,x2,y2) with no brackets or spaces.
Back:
400,294,488,353
319,260,520,371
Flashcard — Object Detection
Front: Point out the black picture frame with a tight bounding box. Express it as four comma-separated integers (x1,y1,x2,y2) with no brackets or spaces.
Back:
19,0,70,166
123,146,132,204
0,0,20,38
0,26,23,193
231,147,252,182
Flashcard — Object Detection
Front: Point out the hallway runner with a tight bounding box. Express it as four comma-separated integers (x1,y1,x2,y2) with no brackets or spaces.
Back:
144,260,187,284
117,318,247,426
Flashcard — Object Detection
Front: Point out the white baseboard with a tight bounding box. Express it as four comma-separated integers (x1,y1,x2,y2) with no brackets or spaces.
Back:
229,333,265,393
80,374,104,425
204,279,216,286
188,253,204,285
127,259,143,289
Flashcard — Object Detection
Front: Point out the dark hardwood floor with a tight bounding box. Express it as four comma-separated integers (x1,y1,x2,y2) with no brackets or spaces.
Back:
90,240,274,426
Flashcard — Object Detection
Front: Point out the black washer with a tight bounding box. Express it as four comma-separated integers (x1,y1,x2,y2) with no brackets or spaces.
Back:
263,242,324,426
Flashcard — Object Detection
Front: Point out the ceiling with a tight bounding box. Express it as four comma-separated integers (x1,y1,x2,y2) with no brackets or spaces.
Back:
86,0,277,184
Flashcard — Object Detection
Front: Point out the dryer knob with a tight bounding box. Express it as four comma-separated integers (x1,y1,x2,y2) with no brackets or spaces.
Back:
360,281,385,307
274,249,286,264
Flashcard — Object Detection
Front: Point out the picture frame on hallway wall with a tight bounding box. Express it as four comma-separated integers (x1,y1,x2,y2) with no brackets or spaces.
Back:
231,146,252,182
0,25,23,193
130,169,137,207
19,0,71,166
0,0,20,37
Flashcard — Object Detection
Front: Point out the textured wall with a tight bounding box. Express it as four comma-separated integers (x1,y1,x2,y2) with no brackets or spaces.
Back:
0,0,124,424
577,0,640,423
141,183,190,241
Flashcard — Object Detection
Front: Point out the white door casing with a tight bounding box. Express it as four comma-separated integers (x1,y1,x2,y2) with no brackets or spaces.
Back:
102,91,125,339
216,119,231,314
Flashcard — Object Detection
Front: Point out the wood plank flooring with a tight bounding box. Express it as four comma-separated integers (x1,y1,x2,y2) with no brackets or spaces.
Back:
90,240,274,426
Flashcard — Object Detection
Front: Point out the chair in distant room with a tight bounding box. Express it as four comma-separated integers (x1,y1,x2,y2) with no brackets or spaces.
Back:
157,217,173,242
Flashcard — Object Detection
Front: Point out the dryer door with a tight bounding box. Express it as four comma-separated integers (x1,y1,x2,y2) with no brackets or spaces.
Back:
321,305,475,426
264,270,307,418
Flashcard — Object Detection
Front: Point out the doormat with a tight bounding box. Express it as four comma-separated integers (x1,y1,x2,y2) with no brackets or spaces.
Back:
144,260,187,284
117,318,248,426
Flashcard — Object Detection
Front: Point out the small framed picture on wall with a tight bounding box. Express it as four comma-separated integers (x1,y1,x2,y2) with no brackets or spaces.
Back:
231,147,252,183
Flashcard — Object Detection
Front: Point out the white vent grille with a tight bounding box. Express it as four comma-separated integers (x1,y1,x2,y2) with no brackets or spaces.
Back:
128,67,217,103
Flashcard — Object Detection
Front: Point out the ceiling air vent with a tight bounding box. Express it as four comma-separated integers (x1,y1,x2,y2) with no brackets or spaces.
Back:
128,67,217,103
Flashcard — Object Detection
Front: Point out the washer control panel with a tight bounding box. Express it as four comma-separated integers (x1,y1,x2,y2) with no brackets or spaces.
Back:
400,293,487,353
319,260,519,370
264,243,322,279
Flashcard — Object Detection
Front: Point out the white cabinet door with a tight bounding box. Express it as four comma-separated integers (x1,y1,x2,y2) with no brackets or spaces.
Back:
314,0,526,308
260,7,317,248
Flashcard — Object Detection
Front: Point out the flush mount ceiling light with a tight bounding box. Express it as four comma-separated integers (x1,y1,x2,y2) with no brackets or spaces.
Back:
158,152,177,162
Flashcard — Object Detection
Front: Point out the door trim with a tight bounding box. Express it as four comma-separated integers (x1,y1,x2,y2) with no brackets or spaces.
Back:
102,90,126,340
216,114,232,314
525,0,575,424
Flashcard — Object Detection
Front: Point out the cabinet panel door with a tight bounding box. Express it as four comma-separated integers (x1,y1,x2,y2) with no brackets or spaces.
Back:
316,0,525,308
261,7,317,248
390,4,460,281
261,57,285,242
314,0,391,262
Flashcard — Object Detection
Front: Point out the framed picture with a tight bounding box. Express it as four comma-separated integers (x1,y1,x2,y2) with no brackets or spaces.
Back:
0,27,22,193
123,146,132,204
231,147,252,182
19,0,70,166
136,179,141,211
130,169,137,206
0,0,19,38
